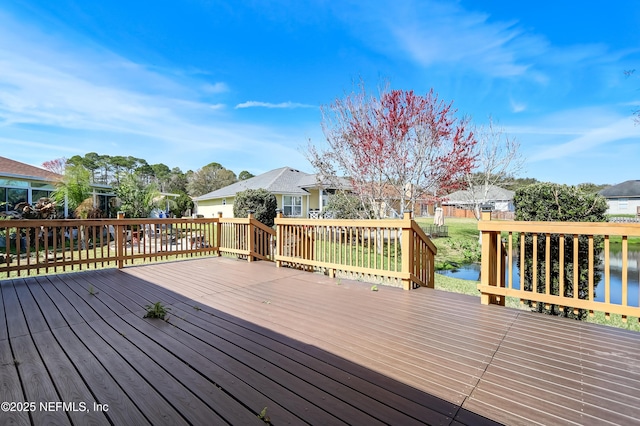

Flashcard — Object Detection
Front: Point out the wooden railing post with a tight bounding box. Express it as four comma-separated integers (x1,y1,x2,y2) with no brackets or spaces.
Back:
479,208,500,305
247,211,255,262
275,211,283,268
428,231,435,289
216,212,222,256
401,211,414,290
116,211,125,269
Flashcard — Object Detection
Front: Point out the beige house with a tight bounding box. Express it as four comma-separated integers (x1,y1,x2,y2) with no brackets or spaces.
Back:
193,167,349,218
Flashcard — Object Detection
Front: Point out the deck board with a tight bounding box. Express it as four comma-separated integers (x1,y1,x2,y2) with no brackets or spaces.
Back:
2,280,30,338
2,257,640,425
11,334,72,426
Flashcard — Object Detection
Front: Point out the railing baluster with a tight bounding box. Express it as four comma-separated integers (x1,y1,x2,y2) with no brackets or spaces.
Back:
588,235,594,304
532,233,538,295
622,236,628,314
604,235,610,306
545,234,551,300
573,234,579,305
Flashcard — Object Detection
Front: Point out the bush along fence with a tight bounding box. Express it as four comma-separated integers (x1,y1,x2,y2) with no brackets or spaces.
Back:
1,212,437,290
478,210,640,321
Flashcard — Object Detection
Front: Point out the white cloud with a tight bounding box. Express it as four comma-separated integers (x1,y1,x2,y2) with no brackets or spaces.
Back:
334,0,614,82
202,82,229,94
0,11,309,171
528,118,637,162
509,99,526,113
235,101,316,109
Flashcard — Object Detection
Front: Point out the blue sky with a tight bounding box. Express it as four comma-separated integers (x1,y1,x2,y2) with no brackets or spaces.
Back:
1,0,639,185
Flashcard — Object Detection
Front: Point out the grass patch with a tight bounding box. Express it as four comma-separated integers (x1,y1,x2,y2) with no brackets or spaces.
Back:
585,311,640,332
314,240,402,272
416,217,481,269
434,273,479,296
608,236,640,251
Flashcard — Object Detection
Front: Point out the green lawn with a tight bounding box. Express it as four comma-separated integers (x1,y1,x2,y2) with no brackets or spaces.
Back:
415,217,480,269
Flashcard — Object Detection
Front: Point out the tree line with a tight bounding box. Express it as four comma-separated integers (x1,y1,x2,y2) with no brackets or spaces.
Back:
42,153,256,218
44,153,255,197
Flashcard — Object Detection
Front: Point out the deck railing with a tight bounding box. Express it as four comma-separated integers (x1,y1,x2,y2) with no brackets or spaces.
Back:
1,212,435,289
217,215,275,261
0,213,276,277
274,212,437,289
479,211,640,320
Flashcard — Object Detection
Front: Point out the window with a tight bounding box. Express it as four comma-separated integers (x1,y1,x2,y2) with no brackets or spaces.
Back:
32,190,52,202
619,198,629,210
0,179,28,187
7,188,28,211
31,182,54,189
283,195,302,217
0,187,5,211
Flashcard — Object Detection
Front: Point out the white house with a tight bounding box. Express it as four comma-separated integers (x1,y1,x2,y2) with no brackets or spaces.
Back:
599,180,640,216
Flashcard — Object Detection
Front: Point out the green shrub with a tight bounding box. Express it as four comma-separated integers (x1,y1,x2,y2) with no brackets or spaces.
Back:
172,192,194,217
514,183,608,320
324,192,373,219
233,189,277,227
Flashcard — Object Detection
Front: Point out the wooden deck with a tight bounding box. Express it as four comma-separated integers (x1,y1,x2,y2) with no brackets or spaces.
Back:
1,257,639,425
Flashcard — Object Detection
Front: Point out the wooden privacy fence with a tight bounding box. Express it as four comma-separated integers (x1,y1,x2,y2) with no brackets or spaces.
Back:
0,214,274,277
478,211,640,321
274,212,437,290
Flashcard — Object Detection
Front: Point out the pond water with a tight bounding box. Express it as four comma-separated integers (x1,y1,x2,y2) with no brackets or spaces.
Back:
438,250,640,307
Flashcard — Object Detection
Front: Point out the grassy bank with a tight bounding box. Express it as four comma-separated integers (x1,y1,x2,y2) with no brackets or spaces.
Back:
425,217,640,332
415,217,480,269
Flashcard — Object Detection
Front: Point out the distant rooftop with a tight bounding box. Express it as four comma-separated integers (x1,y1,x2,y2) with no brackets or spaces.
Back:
193,166,352,201
0,156,61,182
444,185,514,204
599,180,640,198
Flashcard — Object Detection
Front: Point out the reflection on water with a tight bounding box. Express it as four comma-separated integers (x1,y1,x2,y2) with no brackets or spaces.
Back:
438,250,640,308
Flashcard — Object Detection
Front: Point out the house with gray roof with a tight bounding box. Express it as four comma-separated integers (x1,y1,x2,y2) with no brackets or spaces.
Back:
192,167,350,218
599,180,640,216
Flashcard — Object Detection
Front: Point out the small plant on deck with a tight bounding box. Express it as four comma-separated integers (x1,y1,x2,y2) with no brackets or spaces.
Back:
258,406,271,424
143,302,171,320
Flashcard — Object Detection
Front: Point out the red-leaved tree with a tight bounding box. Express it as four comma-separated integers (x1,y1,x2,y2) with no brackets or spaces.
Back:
308,83,477,218
42,157,67,176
